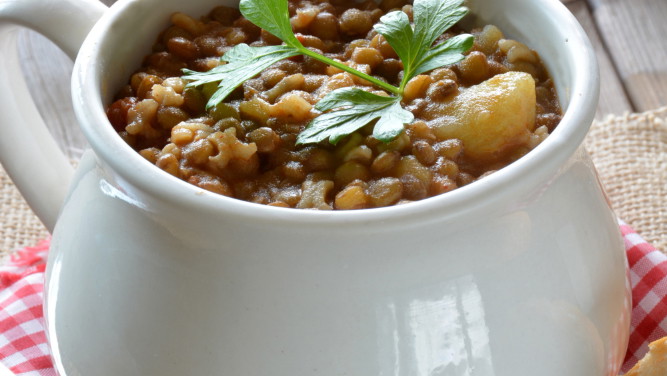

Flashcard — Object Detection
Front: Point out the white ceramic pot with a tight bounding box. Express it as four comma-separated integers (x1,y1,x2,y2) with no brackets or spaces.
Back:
0,0,629,375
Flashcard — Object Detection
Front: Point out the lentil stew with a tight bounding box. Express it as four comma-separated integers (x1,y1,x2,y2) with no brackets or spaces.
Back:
107,0,562,210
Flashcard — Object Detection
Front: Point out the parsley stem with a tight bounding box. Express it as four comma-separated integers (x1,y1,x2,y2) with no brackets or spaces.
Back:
298,47,401,95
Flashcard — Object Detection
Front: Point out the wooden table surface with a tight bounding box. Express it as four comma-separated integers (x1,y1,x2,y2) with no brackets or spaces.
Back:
15,0,667,161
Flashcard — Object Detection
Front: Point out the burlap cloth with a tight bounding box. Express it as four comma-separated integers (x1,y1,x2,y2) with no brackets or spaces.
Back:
1,108,666,258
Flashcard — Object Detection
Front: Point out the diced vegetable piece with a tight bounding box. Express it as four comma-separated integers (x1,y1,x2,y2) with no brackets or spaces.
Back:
426,71,536,162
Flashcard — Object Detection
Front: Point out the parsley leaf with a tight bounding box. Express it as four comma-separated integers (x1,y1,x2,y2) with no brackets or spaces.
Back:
297,88,414,145
374,0,473,89
372,11,416,76
413,0,469,52
411,34,475,77
239,0,301,48
181,0,473,145
182,44,300,110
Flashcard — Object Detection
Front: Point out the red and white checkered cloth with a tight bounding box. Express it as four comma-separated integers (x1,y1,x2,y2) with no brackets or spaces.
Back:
621,222,667,370
0,239,53,376
0,223,666,375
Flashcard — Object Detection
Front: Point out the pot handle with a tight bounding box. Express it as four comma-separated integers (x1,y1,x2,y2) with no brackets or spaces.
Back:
0,0,107,231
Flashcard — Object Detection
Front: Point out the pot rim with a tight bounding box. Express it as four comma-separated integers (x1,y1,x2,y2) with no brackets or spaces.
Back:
71,0,599,227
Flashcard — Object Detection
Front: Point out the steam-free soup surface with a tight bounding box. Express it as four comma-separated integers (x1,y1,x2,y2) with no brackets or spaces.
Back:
107,0,562,209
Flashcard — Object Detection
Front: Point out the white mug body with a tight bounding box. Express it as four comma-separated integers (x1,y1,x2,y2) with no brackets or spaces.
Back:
0,0,627,374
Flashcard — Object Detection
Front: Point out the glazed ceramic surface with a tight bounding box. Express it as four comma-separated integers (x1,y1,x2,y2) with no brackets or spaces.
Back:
0,0,629,375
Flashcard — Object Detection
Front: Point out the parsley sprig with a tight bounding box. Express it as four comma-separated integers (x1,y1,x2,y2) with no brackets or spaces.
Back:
182,0,473,145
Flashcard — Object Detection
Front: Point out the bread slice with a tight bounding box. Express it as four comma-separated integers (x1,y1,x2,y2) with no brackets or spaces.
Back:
626,337,667,375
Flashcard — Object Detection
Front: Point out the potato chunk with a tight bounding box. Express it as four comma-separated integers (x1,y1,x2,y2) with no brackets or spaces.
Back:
424,71,536,162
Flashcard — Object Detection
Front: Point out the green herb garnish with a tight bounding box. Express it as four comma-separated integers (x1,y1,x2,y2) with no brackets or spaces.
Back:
182,0,473,145
302,87,413,145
